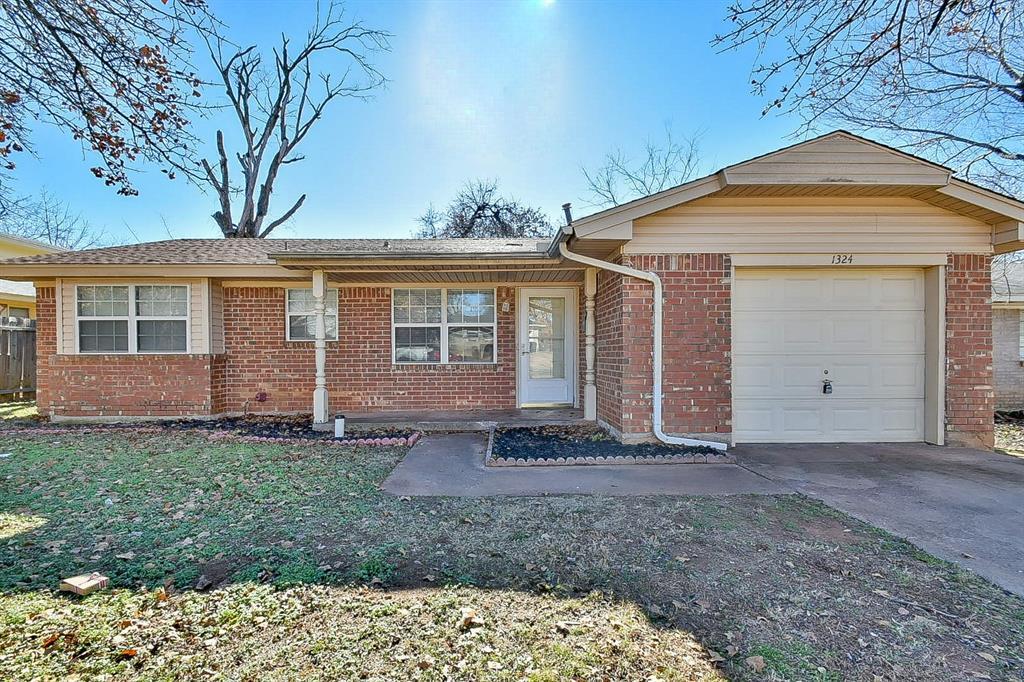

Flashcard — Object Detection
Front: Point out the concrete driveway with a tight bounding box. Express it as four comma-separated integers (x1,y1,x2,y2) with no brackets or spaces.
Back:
736,442,1024,596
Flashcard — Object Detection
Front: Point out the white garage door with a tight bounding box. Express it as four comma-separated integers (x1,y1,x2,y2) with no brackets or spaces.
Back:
733,268,925,443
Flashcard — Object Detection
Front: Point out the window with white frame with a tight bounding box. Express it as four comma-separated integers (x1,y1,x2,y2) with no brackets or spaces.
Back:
76,285,188,353
392,288,495,363
286,288,338,341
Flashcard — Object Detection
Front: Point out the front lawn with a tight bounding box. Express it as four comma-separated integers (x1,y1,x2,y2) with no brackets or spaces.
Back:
1,427,1022,680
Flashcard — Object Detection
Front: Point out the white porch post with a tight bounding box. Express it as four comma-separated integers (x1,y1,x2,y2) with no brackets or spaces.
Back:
312,269,329,426
584,267,597,421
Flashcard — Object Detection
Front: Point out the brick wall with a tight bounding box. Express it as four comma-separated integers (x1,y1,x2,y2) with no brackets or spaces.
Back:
594,254,732,441
35,286,217,418
946,254,995,448
219,286,520,414
594,268,624,432
993,308,1024,409
34,287,56,412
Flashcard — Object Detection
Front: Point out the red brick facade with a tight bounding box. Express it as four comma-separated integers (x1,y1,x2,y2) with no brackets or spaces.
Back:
30,256,996,449
35,287,218,418
594,268,624,432
218,286,520,414
945,254,995,448
595,254,732,441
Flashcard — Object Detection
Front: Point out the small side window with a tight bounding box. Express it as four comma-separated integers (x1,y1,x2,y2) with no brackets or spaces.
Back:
286,289,339,341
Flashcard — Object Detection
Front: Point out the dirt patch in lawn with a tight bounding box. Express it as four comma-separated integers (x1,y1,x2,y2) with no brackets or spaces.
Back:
490,424,724,464
1,427,1023,680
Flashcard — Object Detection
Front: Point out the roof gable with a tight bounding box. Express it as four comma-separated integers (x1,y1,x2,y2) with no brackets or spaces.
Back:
722,131,951,186
569,131,1024,248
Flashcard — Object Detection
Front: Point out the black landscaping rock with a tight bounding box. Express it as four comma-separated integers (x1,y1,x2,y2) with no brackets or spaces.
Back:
490,424,720,462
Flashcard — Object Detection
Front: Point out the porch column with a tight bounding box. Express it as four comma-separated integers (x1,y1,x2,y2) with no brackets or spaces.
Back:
584,267,597,420
312,269,329,426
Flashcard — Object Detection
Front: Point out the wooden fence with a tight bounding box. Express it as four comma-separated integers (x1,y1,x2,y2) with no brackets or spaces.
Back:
0,317,36,398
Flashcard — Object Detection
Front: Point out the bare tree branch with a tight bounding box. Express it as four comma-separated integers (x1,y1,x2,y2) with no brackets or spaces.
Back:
200,1,389,238
0,0,219,197
582,127,703,208
0,188,112,249
416,180,553,239
713,0,1024,195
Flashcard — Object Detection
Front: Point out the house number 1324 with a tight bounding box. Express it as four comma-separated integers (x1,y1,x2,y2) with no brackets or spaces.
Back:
831,254,854,264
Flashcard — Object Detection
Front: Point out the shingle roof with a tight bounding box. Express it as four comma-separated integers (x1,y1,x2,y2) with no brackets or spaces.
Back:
0,238,553,266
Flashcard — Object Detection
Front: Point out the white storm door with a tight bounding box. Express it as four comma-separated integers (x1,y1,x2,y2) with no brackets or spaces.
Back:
733,268,926,443
518,288,576,406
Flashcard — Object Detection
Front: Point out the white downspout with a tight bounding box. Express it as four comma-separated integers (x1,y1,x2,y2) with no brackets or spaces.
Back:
559,241,728,452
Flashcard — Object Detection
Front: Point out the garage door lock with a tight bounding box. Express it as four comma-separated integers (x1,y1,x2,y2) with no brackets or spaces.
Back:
822,379,833,395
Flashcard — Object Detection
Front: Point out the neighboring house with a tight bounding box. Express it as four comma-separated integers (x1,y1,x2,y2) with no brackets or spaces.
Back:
992,260,1024,410
0,232,63,318
3,131,1024,449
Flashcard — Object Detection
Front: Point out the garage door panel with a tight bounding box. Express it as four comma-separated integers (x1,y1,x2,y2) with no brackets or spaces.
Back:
734,355,925,398
734,399,924,442
735,312,924,354
733,268,925,443
734,268,925,312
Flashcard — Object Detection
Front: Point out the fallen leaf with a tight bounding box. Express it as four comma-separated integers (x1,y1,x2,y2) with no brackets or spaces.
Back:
745,655,766,672
978,652,997,663
118,649,138,658
459,607,484,630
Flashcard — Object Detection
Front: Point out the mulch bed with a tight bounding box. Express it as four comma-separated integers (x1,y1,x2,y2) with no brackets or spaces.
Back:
161,414,415,441
487,424,731,466
5,413,417,445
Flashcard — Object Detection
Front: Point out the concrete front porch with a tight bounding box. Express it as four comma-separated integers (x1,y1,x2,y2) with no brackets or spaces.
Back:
345,407,584,432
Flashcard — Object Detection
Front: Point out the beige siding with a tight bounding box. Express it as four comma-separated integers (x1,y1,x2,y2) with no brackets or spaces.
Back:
59,278,208,354
209,280,225,354
724,136,950,186
626,196,992,255
189,283,204,352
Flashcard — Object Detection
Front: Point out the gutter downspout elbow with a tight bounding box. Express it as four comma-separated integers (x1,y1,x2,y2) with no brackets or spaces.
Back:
559,241,727,452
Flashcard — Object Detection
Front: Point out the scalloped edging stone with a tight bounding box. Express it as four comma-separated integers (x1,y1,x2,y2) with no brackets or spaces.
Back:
485,444,735,467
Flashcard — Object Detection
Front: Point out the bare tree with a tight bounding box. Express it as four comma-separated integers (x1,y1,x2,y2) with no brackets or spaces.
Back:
416,179,553,239
582,127,702,208
0,189,110,249
200,2,388,238
993,251,1024,302
0,0,214,197
713,1,1024,195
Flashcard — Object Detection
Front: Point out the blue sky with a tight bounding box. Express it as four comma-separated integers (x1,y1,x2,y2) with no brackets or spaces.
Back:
11,0,802,243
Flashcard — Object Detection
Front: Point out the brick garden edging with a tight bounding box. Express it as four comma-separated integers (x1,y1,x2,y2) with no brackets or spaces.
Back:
483,429,735,467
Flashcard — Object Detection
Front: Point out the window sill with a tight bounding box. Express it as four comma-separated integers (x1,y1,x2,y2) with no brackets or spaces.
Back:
73,351,192,356
393,362,499,367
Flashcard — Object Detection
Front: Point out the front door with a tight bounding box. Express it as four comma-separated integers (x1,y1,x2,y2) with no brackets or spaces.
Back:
518,288,576,406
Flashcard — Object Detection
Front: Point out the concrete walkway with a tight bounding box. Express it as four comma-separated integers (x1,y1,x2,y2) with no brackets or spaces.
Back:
737,442,1024,596
382,432,787,497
